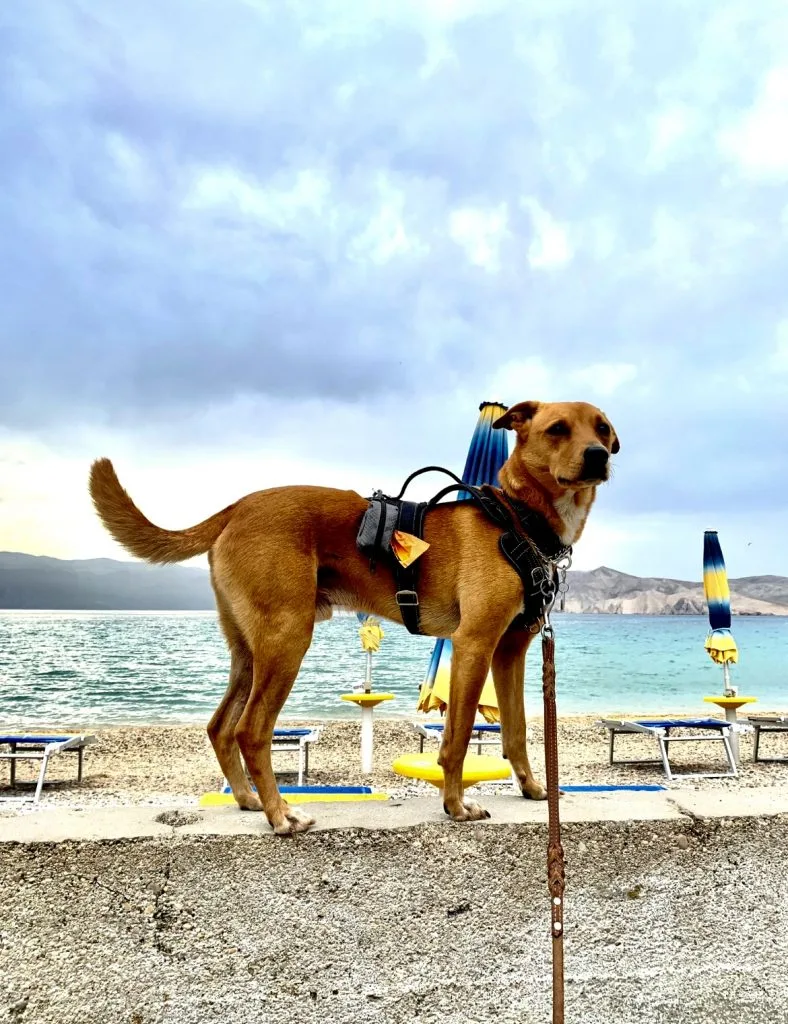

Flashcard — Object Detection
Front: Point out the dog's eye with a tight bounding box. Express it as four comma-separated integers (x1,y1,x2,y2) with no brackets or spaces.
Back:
597,422,611,437
546,421,570,437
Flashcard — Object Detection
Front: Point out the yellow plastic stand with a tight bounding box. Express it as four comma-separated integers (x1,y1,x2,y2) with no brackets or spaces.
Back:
703,695,757,712
340,693,395,709
391,751,511,790
703,695,757,766
340,692,395,773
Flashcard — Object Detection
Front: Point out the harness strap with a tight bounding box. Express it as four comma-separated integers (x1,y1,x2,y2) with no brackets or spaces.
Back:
480,485,568,562
394,499,428,634
360,465,570,635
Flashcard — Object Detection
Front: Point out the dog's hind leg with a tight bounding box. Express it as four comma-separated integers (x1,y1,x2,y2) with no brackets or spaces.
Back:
234,603,316,836
207,593,261,811
491,629,547,800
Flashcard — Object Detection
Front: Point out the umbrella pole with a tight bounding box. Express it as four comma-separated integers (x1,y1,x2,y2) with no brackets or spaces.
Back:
360,704,374,774
722,664,741,765
723,662,735,698
362,648,373,771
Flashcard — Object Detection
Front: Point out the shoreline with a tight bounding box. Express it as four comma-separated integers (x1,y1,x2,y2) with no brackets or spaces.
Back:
3,715,787,811
4,701,787,730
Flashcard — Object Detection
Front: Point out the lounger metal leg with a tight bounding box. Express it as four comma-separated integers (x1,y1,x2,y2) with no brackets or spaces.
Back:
656,737,674,782
78,746,84,784
751,726,788,763
10,743,17,788
608,729,616,765
721,733,738,777
34,753,49,804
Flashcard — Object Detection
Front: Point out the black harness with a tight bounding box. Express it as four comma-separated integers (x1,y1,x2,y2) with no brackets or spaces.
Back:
356,466,571,635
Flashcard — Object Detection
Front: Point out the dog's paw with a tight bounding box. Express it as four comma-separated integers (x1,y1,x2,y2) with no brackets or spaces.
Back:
236,792,263,812
446,799,491,822
272,806,315,836
521,778,548,801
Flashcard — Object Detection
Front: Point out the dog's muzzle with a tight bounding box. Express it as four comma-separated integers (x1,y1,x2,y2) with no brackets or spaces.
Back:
579,445,610,481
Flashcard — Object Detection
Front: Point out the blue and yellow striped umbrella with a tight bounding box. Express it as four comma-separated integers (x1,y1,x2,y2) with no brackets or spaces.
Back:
417,401,509,723
702,530,738,667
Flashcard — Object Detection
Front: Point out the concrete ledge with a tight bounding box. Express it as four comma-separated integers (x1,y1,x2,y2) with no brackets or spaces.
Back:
11,786,787,843
2,788,785,845
670,787,788,820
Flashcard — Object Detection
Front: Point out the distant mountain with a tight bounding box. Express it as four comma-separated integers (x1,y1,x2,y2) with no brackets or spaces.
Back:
1,553,787,615
562,566,788,616
0,552,214,610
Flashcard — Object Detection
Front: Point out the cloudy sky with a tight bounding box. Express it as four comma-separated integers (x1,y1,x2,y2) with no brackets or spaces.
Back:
1,0,787,581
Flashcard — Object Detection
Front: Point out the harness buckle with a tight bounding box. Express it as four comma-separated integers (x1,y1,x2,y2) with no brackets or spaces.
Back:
395,590,420,607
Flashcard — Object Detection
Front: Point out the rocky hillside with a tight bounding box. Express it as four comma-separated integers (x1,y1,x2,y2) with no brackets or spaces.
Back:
0,552,213,610
562,566,788,616
1,553,787,615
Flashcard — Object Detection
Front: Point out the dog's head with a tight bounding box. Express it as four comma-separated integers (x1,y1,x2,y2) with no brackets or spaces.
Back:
493,400,619,493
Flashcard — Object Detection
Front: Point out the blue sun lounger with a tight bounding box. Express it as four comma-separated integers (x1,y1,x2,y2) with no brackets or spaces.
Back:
270,727,323,787
0,734,96,803
599,718,738,781
411,721,502,755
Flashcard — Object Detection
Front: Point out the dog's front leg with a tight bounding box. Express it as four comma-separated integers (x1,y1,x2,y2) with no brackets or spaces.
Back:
438,635,494,821
491,629,547,800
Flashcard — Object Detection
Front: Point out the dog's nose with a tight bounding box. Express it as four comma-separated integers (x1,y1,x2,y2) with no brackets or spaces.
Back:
582,445,609,478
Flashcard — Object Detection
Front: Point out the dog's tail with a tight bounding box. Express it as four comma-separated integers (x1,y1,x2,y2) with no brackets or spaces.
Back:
88,458,238,564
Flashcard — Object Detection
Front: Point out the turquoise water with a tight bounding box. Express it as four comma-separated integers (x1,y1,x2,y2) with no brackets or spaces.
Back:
0,611,785,725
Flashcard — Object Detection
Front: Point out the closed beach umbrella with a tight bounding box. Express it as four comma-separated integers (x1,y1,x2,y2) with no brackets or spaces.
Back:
702,530,738,695
357,612,384,693
417,401,509,722
419,638,500,723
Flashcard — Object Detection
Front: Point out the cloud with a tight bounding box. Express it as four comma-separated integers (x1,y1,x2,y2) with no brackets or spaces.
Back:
522,199,574,271
1,0,788,577
718,67,788,181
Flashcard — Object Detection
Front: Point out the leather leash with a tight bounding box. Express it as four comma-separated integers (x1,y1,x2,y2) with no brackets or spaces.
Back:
542,622,565,1023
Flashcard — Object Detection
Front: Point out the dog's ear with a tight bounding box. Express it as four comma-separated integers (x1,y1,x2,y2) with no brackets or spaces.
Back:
493,401,540,431
609,424,620,454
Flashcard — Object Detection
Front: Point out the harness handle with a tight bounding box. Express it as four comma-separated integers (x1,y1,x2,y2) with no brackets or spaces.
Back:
426,482,482,506
394,465,469,500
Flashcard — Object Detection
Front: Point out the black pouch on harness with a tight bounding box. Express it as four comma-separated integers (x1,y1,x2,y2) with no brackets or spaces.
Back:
356,491,401,562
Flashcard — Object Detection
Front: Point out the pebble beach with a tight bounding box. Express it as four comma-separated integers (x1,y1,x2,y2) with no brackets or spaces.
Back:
2,716,787,1024
2,714,787,808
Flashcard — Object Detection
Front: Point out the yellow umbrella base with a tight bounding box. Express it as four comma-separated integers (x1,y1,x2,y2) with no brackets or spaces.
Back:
340,693,396,709
703,695,757,712
391,752,511,790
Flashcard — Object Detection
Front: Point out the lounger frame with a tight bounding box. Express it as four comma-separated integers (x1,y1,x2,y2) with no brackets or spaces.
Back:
0,735,95,804
748,715,788,764
411,721,502,755
225,727,323,790
599,719,738,781
270,727,322,786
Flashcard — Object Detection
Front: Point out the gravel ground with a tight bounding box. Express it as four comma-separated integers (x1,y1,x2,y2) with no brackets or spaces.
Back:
1,815,786,1024
2,716,786,810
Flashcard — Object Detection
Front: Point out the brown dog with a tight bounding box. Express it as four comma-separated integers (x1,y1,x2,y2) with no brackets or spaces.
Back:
89,400,618,835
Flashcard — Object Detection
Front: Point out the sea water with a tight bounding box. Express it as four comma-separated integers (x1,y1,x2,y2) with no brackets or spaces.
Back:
0,611,785,725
